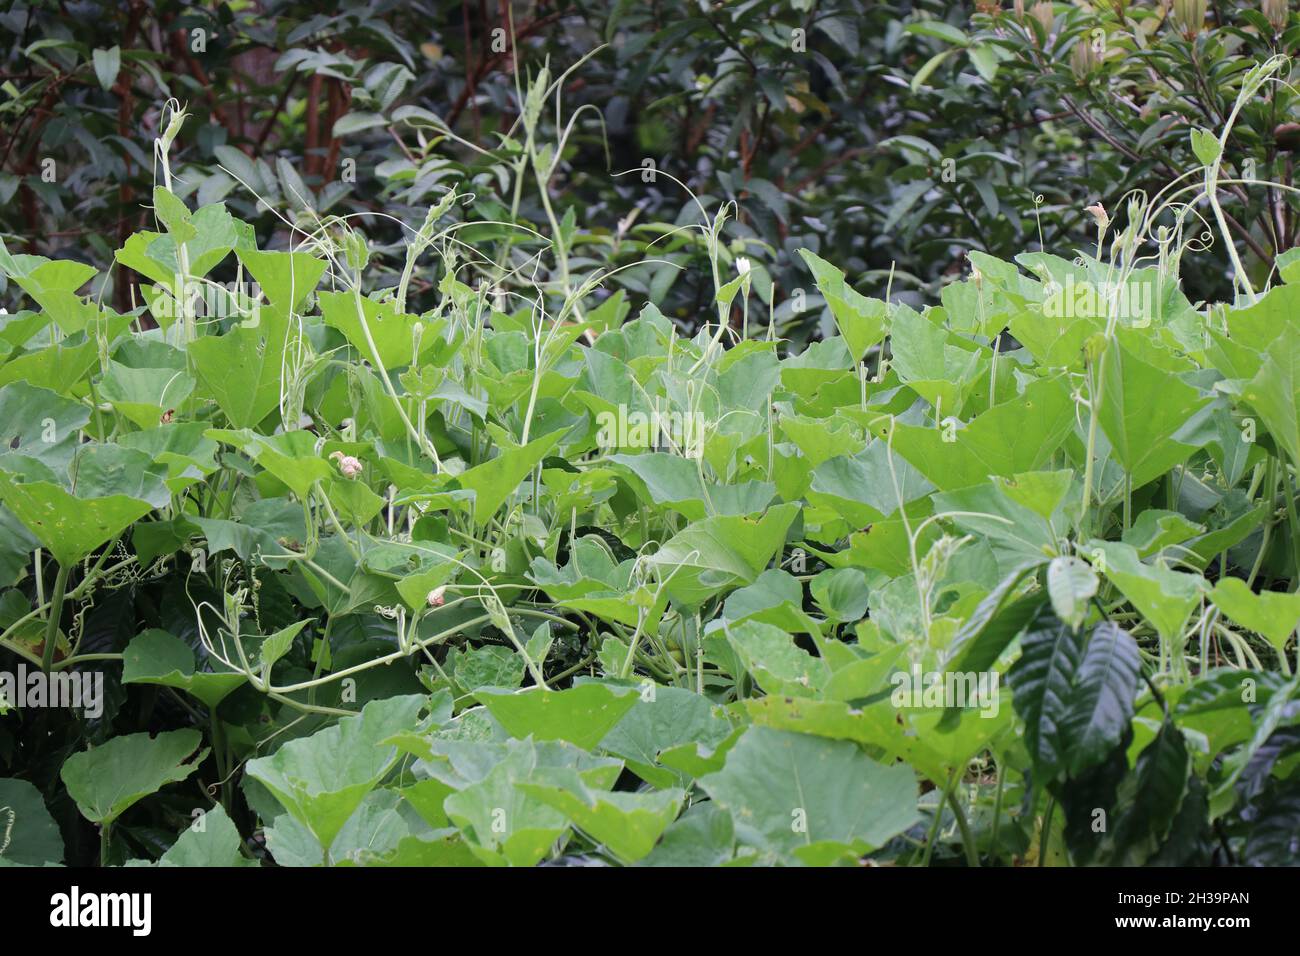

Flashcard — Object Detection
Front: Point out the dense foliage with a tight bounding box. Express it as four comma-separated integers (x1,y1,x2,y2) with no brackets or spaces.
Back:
6,0,1300,337
1,3,1299,869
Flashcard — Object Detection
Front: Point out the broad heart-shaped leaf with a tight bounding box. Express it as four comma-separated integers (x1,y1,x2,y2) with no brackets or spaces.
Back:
796,248,886,361
870,374,1075,491
235,247,327,318
542,584,669,631
1211,577,1300,652
0,777,64,865
1006,606,1085,783
207,428,331,499
810,566,870,623
0,443,169,567
7,256,96,308
739,696,905,755
648,502,799,607
334,830,484,868
598,685,733,788
1007,307,1102,370
698,726,919,865
473,683,639,751
193,495,305,564
262,788,428,867
119,421,220,494
779,414,866,468
156,805,254,867
1223,281,1300,355
887,306,988,417
530,534,631,600
519,769,685,863
120,201,242,283
1047,555,1098,630
122,629,248,710
318,290,444,368
725,619,830,697
457,429,563,528
808,440,933,526
114,231,175,287
1122,508,1203,558
933,482,1064,563
435,739,617,867
394,554,459,612
69,443,172,505
1241,322,1300,469
639,802,737,867
188,312,290,429
994,467,1074,519
244,694,428,851
97,360,195,429
261,811,329,867
1087,540,1206,645
608,453,776,521
0,381,89,472
982,470,1076,522
657,726,744,781
60,729,207,825
722,568,805,626
1097,341,1210,488
8,265,100,336
894,707,1015,788
0,478,155,567
0,311,44,356
289,535,397,618
326,475,385,526
717,346,780,411
0,331,107,394
1058,622,1141,777
780,337,854,396
0,508,37,589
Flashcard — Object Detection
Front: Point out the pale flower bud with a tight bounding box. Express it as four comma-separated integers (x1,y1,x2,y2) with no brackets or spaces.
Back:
1030,1,1055,35
1070,38,1101,81
1264,0,1288,33
329,451,364,479
427,586,447,607
1172,0,1207,37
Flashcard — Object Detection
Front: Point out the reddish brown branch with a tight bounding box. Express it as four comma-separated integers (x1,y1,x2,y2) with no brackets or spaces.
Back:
445,12,564,128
